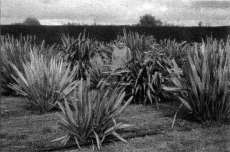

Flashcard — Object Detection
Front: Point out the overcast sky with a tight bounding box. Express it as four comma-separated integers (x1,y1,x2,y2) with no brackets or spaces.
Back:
1,0,230,26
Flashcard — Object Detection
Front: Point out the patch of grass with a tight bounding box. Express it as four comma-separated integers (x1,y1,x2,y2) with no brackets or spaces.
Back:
0,133,8,138
6,134,28,140
41,127,53,134
1,97,229,152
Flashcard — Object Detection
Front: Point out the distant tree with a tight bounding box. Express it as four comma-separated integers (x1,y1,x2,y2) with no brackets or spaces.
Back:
198,21,203,27
138,14,163,27
23,17,41,25
164,22,175,27
64,22,81,26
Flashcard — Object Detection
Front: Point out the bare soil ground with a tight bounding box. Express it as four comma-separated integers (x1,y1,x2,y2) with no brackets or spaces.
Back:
0,97,230,152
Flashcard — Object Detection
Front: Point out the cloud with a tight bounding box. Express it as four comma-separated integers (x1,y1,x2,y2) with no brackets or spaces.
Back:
1,0,230,25
39,0,57,4
191,0,230,9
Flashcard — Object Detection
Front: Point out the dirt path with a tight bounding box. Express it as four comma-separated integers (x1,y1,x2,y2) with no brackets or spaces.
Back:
1,97,229,152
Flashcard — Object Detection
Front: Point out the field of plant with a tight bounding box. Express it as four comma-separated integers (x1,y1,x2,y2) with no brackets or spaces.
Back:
0,30,230,152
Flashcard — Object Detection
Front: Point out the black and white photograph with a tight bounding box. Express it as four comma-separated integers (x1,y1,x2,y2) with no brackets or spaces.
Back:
0,0,230,151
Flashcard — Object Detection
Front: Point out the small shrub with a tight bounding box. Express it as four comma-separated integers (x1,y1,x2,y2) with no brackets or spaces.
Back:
117,29,156,62
159,39,188,67
0,35,34,94
53,80,132,149
108,31,172,106
9,51,77,112
110,55,172,107
167,38,230,122
0,35,58,95
60,34,106,80
88,60,109,90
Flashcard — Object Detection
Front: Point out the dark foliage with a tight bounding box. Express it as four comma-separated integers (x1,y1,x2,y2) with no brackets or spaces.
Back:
1,25,229,45
138,14,163,27
23,17,41,26
106,31,174,106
